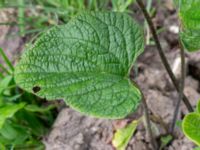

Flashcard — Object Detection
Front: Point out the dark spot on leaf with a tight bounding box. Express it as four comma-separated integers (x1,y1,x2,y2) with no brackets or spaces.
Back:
32,86,41,93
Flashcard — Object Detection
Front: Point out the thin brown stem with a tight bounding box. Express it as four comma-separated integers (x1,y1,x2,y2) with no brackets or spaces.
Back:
170,38,185,134
142,96,158,149
131,81,158,149
135,0,193,112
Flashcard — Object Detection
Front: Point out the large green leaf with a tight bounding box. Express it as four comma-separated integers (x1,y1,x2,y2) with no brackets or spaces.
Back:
183,113,200,146
179,0,200,52
14,12,144,118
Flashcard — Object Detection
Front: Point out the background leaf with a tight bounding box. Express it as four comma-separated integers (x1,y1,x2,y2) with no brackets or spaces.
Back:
25,104,55,112
180,30,200,51
0,103,25,128
0,76,13,94
178,0,200,52
112,120,138,150
15,12,144,119
197,100,200,114
182,113,200,146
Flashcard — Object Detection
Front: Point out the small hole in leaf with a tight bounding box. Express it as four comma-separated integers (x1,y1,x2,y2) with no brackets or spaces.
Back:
32,86,41,93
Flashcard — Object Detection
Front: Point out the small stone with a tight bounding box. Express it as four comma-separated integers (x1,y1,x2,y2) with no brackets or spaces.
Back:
169,25,179,34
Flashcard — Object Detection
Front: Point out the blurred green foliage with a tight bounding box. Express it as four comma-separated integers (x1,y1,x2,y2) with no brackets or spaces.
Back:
0,0,134,36
0,48,56,150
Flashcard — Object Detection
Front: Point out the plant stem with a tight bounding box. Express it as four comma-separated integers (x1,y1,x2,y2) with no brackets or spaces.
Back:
135,0,193,112
170,38,185,134
131,81,158,149
144,0,152,45
142,95,158,149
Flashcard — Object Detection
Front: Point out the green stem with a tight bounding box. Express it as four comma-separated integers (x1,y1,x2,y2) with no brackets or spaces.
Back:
135,0,193,112
0,48,14,72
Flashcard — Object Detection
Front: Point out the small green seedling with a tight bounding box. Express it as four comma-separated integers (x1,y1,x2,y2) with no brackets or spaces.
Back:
112,119,139,150
14,12,144,119
159,135,173,150
112,117,160,150
182,101,200,147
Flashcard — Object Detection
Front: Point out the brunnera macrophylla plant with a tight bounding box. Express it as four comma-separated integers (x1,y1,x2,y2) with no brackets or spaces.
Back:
14,12,144,119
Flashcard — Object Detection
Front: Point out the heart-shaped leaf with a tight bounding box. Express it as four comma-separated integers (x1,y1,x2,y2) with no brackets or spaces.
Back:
14,12,144,118
183,113,200,146
178,0,200,52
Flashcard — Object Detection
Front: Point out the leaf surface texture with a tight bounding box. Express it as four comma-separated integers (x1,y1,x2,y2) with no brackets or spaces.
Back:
179,0,200,51
15,12,144,118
